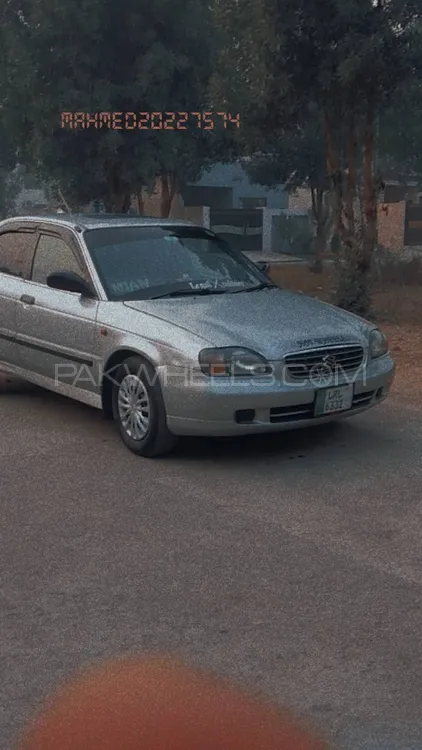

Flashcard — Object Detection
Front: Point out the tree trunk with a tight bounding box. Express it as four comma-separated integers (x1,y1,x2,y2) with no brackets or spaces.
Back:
324,110,344,247
311,224,325,274
104,192,131,213
309,186,326,273
362,100,377,272
137,191,145,216
105,163,131,213
169,173,178,212
325,107,373,315
336,100,375,316
160,174,177,217
345,114,357,236
160,175,171,218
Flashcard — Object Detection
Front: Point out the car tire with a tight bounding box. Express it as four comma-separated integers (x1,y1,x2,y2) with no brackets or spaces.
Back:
111,356,177,457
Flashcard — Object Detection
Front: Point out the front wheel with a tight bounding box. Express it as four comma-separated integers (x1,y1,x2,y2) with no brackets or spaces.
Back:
111,356,177,457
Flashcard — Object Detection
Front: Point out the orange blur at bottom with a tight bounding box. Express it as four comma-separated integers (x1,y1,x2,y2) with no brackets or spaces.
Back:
17,654,330,750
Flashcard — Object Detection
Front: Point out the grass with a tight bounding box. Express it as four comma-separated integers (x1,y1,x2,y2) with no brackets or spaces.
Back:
268,263,422,402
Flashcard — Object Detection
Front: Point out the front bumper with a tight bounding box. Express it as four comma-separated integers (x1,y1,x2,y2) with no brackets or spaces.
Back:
158,354,395,437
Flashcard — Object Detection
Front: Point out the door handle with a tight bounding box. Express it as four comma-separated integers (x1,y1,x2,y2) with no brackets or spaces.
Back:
20,294,35,305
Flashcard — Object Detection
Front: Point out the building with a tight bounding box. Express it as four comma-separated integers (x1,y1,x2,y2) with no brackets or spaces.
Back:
182,161,288,210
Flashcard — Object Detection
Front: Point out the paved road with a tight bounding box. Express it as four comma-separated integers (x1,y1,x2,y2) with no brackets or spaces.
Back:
1,376,422,750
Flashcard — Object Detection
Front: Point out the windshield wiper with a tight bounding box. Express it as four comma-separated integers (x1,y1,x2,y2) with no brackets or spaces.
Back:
150,287,232,299
119,282,276,301
118,285,230,301
230,282,277,294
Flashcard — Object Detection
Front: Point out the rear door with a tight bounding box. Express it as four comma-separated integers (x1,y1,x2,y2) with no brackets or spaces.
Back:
0,226,38,368
16,227,100,395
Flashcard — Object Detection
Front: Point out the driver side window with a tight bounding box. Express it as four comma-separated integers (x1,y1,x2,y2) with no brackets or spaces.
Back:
31,234,89,286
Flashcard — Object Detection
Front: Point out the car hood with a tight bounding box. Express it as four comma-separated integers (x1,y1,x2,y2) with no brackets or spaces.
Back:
124,288,372,359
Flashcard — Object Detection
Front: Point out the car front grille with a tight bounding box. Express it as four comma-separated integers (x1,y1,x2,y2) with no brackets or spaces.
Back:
284,344,365,381
269,390,375,423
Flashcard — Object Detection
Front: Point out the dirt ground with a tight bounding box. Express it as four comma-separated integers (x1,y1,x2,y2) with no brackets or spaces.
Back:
269,263,422,402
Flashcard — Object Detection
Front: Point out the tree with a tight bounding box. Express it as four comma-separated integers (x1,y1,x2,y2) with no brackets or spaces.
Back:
138,122,240,217
242,116,330,272
1,0,225,213
213,0,422,314
378,76,422,180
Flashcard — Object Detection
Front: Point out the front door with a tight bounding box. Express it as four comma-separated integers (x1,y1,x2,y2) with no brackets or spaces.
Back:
0,228,38,368
16,230,100,396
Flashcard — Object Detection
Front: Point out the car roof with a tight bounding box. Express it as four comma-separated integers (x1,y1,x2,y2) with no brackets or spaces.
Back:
0,214,196,232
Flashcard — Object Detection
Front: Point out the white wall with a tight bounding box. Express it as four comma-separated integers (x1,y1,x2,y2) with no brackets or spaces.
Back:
15,188,48,211
193,163,288,209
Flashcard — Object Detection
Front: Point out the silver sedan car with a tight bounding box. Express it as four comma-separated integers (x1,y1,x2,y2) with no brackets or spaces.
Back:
0,214,395,456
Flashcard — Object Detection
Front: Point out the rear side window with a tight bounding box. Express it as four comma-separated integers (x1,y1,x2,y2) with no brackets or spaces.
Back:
0,231,37,279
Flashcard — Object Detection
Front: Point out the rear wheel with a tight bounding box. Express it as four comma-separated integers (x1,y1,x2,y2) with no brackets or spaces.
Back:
111,356,177,457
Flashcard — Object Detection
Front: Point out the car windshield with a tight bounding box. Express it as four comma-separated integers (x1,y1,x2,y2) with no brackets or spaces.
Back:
83,225,267,301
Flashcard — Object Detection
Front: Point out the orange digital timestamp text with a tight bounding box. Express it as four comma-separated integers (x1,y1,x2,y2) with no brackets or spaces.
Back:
60,112,240,130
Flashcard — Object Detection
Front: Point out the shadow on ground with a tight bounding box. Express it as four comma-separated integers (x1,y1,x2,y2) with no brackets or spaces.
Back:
0,371,380,464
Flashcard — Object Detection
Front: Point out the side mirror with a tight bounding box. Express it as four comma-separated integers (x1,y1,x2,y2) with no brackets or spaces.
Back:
255,261,270,274
47,270,96,298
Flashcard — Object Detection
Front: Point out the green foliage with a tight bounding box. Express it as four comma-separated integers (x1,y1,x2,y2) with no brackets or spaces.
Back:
0,0,232,210
260,0,421,129
242,116,326,193
214,0,422,167
379,75,422,178
213,0,422,311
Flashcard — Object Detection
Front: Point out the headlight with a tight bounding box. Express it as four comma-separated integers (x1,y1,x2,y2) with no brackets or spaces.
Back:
369,329,388,358
198,347,271,376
